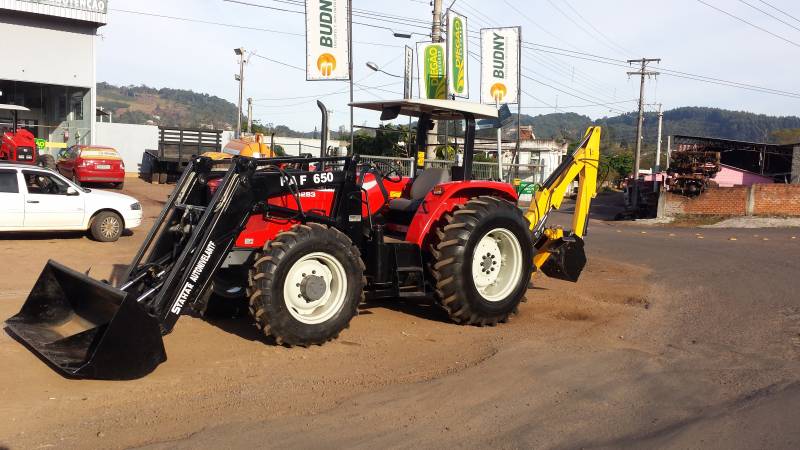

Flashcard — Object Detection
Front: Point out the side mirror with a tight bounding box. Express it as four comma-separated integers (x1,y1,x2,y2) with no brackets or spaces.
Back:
66,187,79,196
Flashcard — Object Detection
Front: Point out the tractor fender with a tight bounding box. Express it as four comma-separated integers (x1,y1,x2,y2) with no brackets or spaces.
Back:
405,180,518,250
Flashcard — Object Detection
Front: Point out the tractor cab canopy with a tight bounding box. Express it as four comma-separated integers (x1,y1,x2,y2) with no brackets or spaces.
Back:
0,104,31,134
350,99,498,181
350,99,497,121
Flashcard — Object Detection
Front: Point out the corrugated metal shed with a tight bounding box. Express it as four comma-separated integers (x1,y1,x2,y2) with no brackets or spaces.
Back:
0,0,108,25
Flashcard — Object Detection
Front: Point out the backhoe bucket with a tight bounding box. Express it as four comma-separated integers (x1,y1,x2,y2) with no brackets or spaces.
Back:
4,260,166,380
540,236,587,283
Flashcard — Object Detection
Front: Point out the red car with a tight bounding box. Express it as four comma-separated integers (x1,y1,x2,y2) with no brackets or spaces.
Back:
57,145,126,189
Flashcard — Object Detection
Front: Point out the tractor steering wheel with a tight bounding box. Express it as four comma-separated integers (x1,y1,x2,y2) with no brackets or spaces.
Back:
372,161,403,183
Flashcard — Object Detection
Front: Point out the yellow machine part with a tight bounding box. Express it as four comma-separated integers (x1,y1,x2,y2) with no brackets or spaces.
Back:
525,126,601,271
202,134,275,159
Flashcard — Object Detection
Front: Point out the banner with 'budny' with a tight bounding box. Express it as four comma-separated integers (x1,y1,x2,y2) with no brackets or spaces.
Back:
417,42,447,100
447,10,469,99
306,0,350,81
480,27,520,104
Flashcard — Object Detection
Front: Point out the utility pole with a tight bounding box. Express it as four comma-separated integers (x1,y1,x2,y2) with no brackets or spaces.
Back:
627,57,660,210
627,58,660,179
427,0,443,161
654,103,663,192
666,135,672,170
348,0,354,153
247,97,253,134
235,47,247,139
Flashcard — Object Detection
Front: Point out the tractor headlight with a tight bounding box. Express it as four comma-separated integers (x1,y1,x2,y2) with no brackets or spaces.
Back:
130,202,142,211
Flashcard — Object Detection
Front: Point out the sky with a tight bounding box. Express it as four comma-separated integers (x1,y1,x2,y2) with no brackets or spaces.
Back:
97,0,800,132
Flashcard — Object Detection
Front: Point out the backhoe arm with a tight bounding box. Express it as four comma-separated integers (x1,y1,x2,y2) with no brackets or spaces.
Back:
524,126,601,281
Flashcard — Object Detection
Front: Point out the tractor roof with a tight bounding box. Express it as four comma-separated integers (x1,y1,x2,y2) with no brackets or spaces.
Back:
0,104,31,112
351,99,498,121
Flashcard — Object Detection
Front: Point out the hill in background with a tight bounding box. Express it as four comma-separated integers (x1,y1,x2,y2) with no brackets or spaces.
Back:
521,107,800,146
97,82,238,130
98,82,800,148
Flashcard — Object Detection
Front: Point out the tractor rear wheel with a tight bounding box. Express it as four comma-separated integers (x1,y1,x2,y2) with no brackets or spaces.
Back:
248,223,365,346
431,196,533,326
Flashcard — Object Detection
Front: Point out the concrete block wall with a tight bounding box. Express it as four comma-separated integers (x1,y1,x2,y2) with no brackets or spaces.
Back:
792,146,800,184
661,184,800,217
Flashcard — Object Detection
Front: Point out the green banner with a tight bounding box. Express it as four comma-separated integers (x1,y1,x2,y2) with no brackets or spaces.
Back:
423,44,446,100
449,15,466,96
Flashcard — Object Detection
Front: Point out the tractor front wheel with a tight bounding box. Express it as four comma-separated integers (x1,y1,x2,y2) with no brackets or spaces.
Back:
248,223,365,346
431,196,534,326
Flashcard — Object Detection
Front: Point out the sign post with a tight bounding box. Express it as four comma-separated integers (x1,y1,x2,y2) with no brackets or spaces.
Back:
481,27,521,182
404,45,414,100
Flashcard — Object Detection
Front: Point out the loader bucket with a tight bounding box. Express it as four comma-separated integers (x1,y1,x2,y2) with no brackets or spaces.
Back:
4,260,166,380
540,236,586,283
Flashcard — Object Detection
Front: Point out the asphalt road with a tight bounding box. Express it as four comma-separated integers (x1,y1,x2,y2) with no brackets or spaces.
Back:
144,215,800,449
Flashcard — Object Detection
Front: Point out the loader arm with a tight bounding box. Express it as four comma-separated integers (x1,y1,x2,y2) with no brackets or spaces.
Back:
525,126,601,280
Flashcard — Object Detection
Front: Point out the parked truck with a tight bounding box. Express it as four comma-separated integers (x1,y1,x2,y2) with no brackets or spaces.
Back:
144,126,223,183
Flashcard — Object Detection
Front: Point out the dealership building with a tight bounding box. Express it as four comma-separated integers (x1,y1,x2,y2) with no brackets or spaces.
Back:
0,0,107,149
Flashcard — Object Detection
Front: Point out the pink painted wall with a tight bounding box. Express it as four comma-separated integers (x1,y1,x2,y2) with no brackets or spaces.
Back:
713,165,774,187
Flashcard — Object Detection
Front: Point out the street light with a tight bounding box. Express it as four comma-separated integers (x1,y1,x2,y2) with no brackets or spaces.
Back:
234,47,246,138
365,61,403,79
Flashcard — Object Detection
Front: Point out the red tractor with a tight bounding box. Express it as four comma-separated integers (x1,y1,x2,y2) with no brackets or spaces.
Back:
0,104,55,169
6,99,601,379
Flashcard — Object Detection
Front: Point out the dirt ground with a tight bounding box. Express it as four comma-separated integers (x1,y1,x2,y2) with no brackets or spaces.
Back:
1,179,798,449
0,179,654,449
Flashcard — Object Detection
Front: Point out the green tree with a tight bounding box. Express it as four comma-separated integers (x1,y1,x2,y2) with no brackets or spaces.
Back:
770,128,800,145
601,151,634,183
351,124,409,156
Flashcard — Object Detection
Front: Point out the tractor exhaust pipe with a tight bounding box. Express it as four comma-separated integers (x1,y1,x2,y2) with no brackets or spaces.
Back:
317,100,328,157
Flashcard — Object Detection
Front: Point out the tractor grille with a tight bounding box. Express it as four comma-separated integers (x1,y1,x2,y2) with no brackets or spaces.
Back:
16,147,34,162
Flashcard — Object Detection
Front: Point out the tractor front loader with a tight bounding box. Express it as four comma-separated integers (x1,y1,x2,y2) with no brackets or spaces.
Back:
5,100,600,380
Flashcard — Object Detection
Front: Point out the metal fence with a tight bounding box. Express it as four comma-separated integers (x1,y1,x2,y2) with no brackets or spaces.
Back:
359,155,416,176
359,155,544,183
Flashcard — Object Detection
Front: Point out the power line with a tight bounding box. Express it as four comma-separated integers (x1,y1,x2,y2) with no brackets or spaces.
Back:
121,2,800,103
110,8,402,48
696,0,800,49
757,0,800,25
254,82,400,102
737,0,800,33
561,0,633,55
521,99,637,109
543,0,629,57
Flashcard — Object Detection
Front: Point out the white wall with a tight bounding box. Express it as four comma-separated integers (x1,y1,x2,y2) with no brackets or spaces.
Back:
95,122,159,175
0,12,96,88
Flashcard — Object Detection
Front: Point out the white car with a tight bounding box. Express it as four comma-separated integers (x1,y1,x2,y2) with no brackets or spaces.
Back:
0,164,142,242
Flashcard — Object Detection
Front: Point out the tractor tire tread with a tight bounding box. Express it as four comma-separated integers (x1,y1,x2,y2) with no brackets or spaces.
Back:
431,196,533,326
248,223,364,347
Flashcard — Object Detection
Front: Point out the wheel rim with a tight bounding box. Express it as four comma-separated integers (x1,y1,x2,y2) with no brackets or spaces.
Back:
100,217,120,239
471,228,524,302
283,252,348,324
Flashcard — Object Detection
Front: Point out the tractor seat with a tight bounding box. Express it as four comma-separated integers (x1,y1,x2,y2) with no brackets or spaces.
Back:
387,168,451,222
